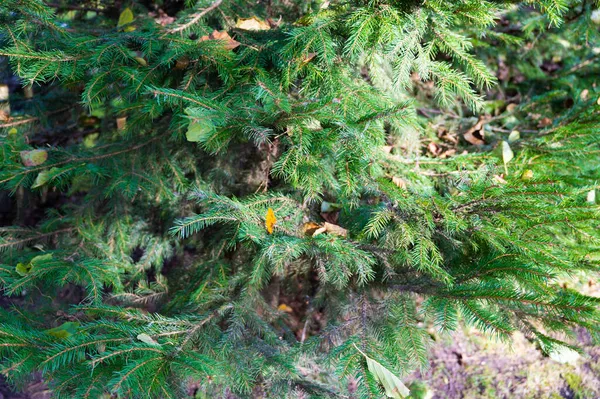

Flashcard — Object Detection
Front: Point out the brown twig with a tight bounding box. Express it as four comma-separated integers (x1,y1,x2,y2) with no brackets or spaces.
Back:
166,0,223,34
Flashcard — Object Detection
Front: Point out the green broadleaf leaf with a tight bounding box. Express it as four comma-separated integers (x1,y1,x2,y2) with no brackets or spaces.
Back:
117,7,135,31
186,120,215,142
32,168,58,188
46,322,80,339
355,344,410,398
15,262,31,276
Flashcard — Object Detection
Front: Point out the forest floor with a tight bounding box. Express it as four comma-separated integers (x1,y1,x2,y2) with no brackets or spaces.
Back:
410,328,600,399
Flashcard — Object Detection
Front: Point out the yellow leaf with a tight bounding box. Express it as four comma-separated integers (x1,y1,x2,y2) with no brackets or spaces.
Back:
117,7,135,31
301,222,321,236
277,303,293,313
265,208,276,234
15,262,31,276
236,17,270,31
521,169,534,181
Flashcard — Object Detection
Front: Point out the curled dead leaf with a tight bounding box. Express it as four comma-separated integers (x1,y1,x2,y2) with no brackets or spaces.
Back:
200,30,240,50
322,222,347,237
463,116,488,145
302,222,321,236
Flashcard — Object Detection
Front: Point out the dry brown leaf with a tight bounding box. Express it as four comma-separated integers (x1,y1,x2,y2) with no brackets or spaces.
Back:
463,116,488,145
116,116,127,130
175,56,190,70
538,117,552,128
312,226,327,237
392,176,407,190
200,30,240,50
302,222,321,236
301,52,317,65
150,9,176,26
323,222,347,237
427,142,442,156
493,174,508,184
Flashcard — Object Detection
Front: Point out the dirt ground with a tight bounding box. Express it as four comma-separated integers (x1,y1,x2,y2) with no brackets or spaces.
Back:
409,328,600,399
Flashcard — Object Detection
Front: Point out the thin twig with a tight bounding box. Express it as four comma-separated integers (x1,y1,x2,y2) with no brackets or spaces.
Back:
166,0,223,34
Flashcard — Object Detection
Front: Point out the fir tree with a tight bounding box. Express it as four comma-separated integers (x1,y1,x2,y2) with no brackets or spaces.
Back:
0,0,599,398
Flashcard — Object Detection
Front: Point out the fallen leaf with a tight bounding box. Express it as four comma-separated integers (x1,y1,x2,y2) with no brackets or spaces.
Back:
521,169,534,181
502,141,514,175
538,117,552,128
323,222,347,237
505,103,517,113
463,116,487,145
302,222,321,236
20,149,48,167
493,174,507,184
508,130,520,143
15,262,31,276
301,52,317,65
392,176,407,190
32,167,58,188
265,208,276,234
134,56,147,66
236,17,270,31
312,226,327,237
580,89,589,101
199,30,240,50
137,333,160,346
355,344,410,398
427,142,442,156
175,56,190,70
46,322,80,339
549,345,581,365
277,303,293,313
150,9,175,26
84,133,99,148
587,190,596,204
116,117,127,131
186,120,215,142
117,7,136,31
